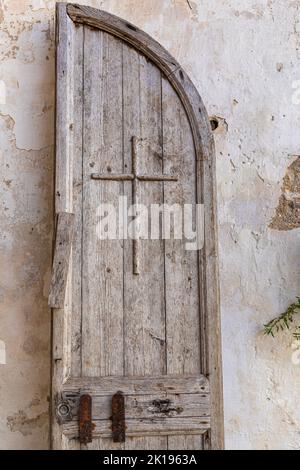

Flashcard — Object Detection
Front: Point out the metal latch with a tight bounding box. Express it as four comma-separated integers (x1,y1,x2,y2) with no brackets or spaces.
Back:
112,391,125,443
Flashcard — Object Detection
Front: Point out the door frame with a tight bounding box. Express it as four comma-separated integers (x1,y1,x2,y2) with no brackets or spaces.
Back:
52,2,224,450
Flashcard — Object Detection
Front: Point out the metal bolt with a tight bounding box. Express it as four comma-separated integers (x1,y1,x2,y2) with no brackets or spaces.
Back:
58,402,71,417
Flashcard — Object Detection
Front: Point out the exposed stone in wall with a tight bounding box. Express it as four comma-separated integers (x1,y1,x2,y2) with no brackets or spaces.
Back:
269,157,300,230
210,115,228,134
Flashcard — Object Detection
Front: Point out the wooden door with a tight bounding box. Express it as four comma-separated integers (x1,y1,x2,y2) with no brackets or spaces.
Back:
50,3,223,450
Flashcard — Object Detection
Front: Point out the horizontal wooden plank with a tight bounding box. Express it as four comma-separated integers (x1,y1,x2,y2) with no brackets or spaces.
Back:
92,393,210,420
63,417,210,439
62,392,210,421
64,374,209,395
49,212,75,309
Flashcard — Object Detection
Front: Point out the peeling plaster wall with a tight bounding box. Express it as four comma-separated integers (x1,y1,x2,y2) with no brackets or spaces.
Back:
0,0,300,450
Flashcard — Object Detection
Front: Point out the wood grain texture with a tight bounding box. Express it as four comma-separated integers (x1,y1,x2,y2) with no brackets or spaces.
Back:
69,22,84,379
162,78,200,377
162,77,203,451
52,3,79,450
200,130,224,449
96,393,209,420
81,26,125,450
122,44,166,450
63,392,210,421
64,417,210,439
65,374,209,395
67,3,213,163
67,6,223,446
48,212,75,309
82,28,124,378
124,437,166,450
123,47,166,376
168,435,204,451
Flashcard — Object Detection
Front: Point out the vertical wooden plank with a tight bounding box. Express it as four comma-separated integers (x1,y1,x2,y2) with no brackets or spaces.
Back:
123,45,167,450
162,77,201,375
52,4,81,450
81,25,102,379
123,51,166,376
162,77,202,450
81,28,124,450
55,6,73,214
69,23,84,380
201,132,224,450
168,435,203,451
48,212,75,309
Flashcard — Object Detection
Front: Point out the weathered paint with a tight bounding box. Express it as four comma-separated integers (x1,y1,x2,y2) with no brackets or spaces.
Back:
0,0,300,450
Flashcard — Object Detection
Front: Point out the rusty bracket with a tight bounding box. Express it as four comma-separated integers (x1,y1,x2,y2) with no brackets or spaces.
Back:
79,394,93,445
112,391,125,443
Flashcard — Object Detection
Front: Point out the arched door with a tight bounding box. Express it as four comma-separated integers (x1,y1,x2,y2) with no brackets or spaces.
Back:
50,3,223,450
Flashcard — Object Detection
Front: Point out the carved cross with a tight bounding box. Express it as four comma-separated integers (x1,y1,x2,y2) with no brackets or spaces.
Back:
91,136,178,275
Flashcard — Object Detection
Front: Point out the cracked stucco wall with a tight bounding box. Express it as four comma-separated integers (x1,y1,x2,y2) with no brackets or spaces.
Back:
0,0,300,450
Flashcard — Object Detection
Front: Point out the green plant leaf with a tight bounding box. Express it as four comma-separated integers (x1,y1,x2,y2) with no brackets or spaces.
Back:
263,298,300,339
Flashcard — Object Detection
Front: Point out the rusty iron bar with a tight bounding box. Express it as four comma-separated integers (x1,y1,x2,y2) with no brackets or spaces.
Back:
91,173,134,181
112,391,126,443
79,394,93,445
137,175,178,182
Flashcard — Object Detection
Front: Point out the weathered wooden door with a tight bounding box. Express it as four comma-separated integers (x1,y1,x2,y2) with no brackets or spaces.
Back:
50,3,223,450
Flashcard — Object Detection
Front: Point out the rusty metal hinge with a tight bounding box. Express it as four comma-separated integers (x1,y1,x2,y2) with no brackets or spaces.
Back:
56,392,94,444
112,391,125,443
79,394,93,445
